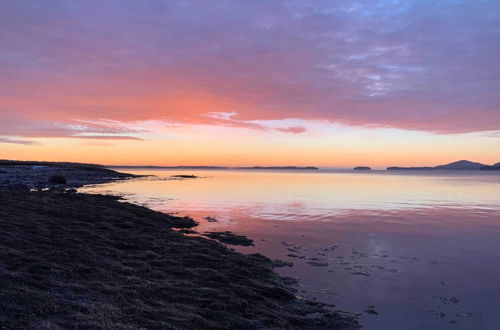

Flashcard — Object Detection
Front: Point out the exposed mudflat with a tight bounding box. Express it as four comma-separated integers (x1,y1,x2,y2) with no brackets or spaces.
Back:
0,189,359,329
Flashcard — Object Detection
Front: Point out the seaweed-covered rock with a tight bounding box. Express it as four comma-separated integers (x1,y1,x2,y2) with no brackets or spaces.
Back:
202,231,254,246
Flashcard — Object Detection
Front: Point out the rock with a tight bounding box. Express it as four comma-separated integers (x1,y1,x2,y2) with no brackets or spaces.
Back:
286,254,305,259
307,260,329,267
364,306,379,315
351,271,370,276
49,175,67,184
202,231,254,246
178,229,197,234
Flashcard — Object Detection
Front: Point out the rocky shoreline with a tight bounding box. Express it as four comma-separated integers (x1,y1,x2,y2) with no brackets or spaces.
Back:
0,162,359,329
0,160,137,190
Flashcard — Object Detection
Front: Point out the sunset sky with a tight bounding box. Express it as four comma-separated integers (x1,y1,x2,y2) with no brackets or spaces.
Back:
1,0,499,168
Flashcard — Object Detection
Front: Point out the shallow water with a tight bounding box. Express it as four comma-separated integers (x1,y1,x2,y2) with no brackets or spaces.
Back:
80,169,500,329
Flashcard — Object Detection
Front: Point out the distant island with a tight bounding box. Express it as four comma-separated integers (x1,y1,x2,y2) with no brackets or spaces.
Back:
108,165,229,169
237,166,318,170
353,166,371,170
387,160,498,171
108,165,319,170
480,162,500,170
387,166,433,170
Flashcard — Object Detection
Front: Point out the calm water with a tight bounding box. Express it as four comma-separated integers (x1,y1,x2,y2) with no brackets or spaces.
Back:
80,169,500,330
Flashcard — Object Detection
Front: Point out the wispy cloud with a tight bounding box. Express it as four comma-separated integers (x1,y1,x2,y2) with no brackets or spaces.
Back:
0,137,40,146
276,126,307,134
71,135,143,140
473,130,500,138
0,116,144,140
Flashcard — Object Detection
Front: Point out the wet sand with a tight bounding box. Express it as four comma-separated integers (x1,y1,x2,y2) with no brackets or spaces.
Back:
191,209,500,330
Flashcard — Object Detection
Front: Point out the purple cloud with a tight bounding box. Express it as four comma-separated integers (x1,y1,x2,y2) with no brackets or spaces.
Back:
0,0,498,135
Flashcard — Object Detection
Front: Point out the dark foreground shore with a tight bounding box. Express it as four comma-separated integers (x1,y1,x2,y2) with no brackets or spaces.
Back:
0,188,358,329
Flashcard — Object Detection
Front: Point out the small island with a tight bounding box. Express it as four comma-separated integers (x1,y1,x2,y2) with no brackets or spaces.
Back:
237,166,319,170
354,166,371,170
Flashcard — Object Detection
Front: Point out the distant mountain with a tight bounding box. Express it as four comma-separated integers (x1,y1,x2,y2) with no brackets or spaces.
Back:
387,160,488,171
480,162,500,170
433,160,487,170
353,166,371,170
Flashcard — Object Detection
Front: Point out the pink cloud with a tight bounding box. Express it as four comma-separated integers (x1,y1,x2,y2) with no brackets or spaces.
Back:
71,135,143,140
0,0,498,137
276,126,307,134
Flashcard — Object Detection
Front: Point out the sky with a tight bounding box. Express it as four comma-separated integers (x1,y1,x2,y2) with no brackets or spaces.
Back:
0,0,499,167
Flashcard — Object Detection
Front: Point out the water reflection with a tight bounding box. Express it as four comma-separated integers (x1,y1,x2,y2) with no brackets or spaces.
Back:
82,169,500,218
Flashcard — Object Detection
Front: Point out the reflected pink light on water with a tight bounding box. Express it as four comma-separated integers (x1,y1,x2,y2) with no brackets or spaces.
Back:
81,169,500,219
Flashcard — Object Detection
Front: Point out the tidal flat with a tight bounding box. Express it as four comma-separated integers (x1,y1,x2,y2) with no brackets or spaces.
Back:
0,163,358,329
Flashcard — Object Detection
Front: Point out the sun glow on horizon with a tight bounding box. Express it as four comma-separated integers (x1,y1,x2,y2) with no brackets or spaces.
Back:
1,120,498,169
0,0,498,165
